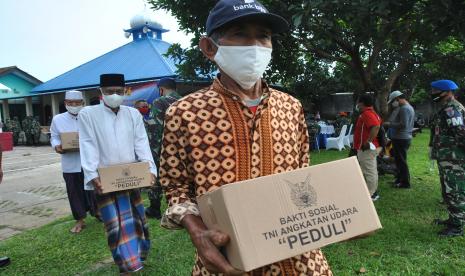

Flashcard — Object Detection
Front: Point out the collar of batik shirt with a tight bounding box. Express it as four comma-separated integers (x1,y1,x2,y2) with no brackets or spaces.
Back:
211,77,271,103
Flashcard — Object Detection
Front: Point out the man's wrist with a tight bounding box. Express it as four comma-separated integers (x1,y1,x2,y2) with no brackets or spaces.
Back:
182,214,207,241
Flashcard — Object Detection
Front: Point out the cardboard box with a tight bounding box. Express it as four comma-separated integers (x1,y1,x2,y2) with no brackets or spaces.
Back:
197,157,382,272
60,132,79,152
98,162,151,194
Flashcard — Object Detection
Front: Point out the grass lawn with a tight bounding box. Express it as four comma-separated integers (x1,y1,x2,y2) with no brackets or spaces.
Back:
1,132,464,275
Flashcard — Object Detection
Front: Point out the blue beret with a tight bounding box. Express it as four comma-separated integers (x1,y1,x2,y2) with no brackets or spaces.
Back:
206,0,288,36
431,80,459,91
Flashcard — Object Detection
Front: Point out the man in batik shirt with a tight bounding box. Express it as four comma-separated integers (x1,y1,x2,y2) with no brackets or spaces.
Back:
159,0,333,275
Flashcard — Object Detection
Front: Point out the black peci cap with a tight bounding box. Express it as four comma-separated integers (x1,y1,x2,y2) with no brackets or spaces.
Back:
206,0,289,36
100,74,125,87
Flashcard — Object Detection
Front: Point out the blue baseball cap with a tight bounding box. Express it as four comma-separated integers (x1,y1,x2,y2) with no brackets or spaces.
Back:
206,0,289,36
431,80,459,92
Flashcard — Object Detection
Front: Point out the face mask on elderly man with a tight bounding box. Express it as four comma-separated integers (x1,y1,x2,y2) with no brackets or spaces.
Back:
65,105,83,115
211,39,272,90
101,92,125,108
64,90,84,115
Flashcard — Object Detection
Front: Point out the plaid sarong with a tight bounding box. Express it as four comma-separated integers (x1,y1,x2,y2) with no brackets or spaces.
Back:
97,190,150,273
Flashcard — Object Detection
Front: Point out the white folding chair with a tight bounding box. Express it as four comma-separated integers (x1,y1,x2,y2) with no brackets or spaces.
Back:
325,124,347,151
343,124,353,147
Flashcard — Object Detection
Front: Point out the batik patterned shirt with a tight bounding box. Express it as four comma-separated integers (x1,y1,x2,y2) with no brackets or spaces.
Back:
160,78,332,276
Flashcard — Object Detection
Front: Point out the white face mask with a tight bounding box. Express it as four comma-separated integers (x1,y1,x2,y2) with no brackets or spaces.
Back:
212,40,272,90
391,101,399,108
65,105,83,115
102,93,125,108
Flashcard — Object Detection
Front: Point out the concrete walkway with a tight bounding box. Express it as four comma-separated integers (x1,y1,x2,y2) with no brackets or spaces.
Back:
0,146,71,240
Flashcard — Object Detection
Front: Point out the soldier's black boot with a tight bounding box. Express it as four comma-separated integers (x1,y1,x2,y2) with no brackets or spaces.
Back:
145,185,162,220
145,205,161,220
433,218,451,226
438,226,463,237
0,256,10,267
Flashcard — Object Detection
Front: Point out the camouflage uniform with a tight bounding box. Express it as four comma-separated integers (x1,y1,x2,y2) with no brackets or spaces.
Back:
5,117,22,145
3,119,10,131
146,92,181,216
22,116,34,146
31,117,42,145
335,115,351,135
307,120,320,150
430,98,465,231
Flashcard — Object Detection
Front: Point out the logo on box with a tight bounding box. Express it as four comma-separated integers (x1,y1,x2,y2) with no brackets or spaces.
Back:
122,167,131,177
286,174,317,209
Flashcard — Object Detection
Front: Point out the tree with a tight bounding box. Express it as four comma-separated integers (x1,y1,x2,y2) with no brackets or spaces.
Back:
405,36,465,88
290,0,465,116
149,0,465,117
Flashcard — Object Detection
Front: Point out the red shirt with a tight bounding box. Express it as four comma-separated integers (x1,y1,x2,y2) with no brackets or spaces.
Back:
353,107,381,150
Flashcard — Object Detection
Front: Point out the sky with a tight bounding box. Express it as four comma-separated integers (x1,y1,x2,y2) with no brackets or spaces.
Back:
0,0,192,82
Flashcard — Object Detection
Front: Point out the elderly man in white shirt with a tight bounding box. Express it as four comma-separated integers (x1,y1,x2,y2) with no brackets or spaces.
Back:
50,90,96,233
79,74,156,274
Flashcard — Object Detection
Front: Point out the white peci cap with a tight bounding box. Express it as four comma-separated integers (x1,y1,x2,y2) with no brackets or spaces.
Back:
65,90,83,100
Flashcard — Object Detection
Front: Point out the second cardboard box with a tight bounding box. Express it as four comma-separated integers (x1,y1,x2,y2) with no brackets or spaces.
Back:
98,162,152,194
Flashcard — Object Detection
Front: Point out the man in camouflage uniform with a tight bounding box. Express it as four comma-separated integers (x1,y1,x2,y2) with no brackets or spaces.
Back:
22,116,34,146
335,112,351,135
135,99,160,218
5,117,22,146
307,119,321,150
144,78,181,219
429,79,465,237
31,116,41,145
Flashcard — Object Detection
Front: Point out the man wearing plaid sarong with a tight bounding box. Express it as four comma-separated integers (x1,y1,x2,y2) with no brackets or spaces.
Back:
79,74,157,274
97,190,150,272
